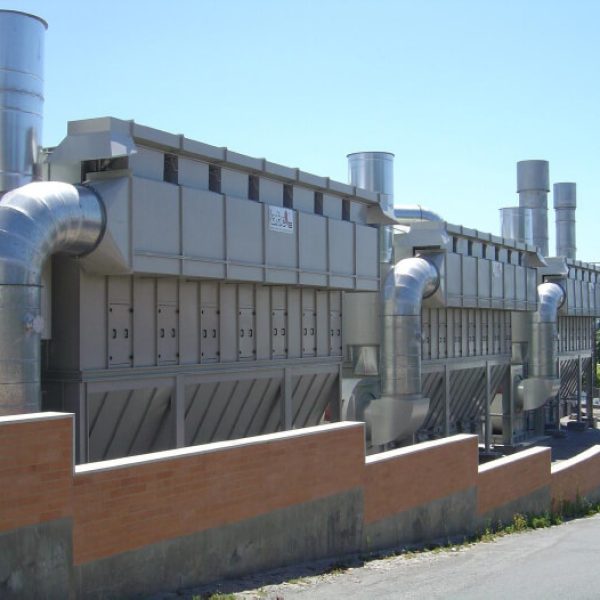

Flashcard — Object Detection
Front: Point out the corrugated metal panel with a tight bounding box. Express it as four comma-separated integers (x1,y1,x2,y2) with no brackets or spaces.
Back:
292,371,337,428
419,364,508,436
420,371,445,433
88,385,172,461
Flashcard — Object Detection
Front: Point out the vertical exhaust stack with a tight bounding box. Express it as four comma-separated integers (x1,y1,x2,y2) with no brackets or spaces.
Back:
348,151,394,209
517,160,550,257
0,11,47,193
346,152,395,376
553,182,576,259
500,206,533,246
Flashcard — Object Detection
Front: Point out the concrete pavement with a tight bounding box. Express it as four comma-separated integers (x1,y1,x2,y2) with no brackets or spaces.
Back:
243,514,600,600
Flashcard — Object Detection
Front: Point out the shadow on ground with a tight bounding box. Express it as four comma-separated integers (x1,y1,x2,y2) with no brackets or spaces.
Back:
145,554,368,599
537,425,600,461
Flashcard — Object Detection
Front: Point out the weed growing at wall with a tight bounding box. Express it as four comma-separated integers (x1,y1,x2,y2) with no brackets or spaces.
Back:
187,498,600,599
192,593,237,600
474,495,600,546
386,496,600,562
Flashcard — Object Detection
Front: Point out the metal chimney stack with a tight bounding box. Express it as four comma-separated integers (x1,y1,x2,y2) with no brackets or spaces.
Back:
348,151,394,211
347,151,395,310
346,151,395,371
0,10,47,193
517,160,550,257
553,182,576,259
500,206,533,245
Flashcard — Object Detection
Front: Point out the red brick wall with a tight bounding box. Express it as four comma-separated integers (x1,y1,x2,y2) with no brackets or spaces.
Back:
3,410,600,586
72,422,365,565
551,446,600,504
477,446,551,515
0,413,73,532
364,434,479,525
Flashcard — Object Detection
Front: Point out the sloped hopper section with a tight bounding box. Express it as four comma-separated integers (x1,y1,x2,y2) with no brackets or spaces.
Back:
420,365,510,435
85,371,338,461
366,256,439,445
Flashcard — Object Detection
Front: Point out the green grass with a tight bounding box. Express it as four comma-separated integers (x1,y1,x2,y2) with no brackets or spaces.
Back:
193,496,600,598
191,594,237,600
380,494,600,562
472,496,599,545
323,560,351,575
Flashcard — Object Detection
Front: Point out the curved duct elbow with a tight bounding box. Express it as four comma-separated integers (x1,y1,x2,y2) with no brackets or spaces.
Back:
519,282,565,411
0,181,105,414
367,256,439,445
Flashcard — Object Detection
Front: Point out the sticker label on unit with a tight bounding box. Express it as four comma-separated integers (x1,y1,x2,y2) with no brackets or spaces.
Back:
268,206,294,234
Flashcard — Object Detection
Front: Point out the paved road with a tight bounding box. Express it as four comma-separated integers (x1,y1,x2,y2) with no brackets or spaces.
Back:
155,513,600,600
232,514,600,600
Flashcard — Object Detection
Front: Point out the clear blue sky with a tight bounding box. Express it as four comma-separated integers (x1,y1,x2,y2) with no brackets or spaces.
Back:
8,0,600,262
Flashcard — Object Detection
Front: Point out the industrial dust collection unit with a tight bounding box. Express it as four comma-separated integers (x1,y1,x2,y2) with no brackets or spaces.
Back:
0,10,598,464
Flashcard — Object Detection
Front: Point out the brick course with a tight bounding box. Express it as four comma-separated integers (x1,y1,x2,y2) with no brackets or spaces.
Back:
477,446,551,515
0,413,73,533
551,445,600,505
2,411,600,599
73,422,365,565
364,434,478,525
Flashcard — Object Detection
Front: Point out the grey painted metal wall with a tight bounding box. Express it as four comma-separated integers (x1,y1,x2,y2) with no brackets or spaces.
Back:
44,263,343,462
41,117,383,462
38,116,600,458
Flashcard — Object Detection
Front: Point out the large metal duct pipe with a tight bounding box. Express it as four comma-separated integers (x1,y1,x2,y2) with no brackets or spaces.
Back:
0,181,105,414
366,256,439,444
394,205,442,224
517,160,550,256
519,282,565,410
347,152,441,444
347,152,395,377
553,182,576,259
0,11,47,193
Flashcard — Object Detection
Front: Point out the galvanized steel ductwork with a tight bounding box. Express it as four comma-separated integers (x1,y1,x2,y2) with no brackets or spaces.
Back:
0,10,106,415
0,181,105,414
0,11,47,193
347,151,394,210
368,256,439,444
517,160,550,257
347,151,441,445
519,281,565,410
394,205,442,224
500,206,533,246
554,182,576,259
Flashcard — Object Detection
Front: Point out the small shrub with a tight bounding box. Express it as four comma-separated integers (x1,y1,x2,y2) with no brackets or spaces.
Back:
325,561,350,575
529,513,551,529
480,526,495,542
509,513,528,532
